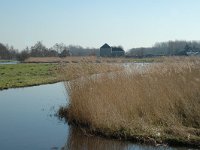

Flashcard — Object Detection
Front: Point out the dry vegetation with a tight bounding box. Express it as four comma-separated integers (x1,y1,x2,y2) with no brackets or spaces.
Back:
58,61,122,81
59,57,200,147
24,56,161,63
25,56,97,63
25,56,126,63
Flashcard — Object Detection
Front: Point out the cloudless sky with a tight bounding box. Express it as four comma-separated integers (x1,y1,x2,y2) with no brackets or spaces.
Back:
0,0,200,51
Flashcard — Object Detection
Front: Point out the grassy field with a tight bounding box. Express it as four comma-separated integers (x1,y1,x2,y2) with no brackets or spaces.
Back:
59,57,200,148
0,63,60,90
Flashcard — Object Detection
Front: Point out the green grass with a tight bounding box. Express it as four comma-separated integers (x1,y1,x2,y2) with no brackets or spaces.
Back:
0,63,61,90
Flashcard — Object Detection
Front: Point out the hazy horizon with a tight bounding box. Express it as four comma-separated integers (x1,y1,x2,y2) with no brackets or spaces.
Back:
1,0,200,51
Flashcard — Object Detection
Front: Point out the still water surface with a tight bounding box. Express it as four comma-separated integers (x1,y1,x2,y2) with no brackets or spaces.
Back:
0,82,194,150
0,61,19,65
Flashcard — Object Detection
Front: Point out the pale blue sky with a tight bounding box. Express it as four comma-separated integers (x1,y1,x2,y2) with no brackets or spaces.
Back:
0,0,200,50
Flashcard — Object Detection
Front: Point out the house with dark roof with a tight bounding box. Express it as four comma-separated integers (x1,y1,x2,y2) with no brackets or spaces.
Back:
100,43,125,57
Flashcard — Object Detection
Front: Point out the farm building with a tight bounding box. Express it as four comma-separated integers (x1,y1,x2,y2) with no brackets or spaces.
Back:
100,43,125,57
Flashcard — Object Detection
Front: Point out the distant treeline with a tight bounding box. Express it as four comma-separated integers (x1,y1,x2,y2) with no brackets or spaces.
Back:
0,43,18,60
0,41,98,61
1,40,200,61
127,40,200,57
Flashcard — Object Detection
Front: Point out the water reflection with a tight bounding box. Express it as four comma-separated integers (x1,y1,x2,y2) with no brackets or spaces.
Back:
0,61,19,64
63,127,129,150
63,127,188,150
0,82,68,150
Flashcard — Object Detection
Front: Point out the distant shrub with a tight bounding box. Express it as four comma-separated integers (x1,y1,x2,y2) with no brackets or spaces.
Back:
17,50,29,62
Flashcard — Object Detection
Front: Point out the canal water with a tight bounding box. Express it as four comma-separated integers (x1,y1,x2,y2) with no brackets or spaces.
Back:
0,82,195,150
0,61,19,65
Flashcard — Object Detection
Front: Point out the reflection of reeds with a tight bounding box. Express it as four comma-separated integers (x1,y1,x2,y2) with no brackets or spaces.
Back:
60,57,200,147
63,127,159,150
63,127,128,150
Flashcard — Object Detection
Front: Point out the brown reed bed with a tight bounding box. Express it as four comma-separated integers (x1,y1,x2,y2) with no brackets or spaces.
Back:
25,56,97,63
57,61,123,81
25,56,126,63
59,57,200,148
24,56,162,63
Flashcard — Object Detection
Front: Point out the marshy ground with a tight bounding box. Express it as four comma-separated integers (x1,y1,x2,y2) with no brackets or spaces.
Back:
0,56,161,90
0,58,121,90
